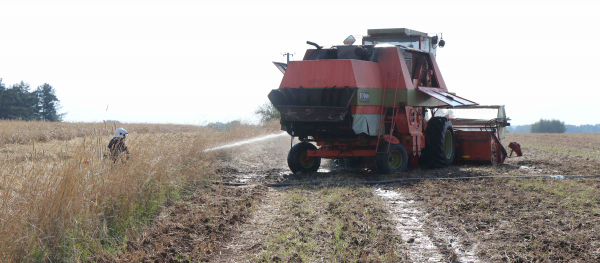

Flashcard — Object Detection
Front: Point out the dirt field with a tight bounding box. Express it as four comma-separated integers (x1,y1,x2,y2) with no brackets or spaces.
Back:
99,133,600,262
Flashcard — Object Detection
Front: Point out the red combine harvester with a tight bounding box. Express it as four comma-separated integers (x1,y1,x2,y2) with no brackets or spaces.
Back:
268,28,522,174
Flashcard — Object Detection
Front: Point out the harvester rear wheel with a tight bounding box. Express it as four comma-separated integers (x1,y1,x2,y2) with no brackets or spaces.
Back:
376,142,408,174
288,142,321,174
424,117,456,168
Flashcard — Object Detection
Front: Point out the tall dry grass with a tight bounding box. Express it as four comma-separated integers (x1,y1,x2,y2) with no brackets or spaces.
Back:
0,120,205,146
0,120,280,262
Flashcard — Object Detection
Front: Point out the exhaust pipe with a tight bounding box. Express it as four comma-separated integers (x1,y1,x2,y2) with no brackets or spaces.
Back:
306,41,322,50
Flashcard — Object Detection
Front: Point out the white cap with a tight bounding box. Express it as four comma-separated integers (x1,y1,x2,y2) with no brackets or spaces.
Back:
114,128,128,139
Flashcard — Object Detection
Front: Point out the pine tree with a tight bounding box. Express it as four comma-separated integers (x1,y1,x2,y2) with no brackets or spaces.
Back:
0,79,5,119
0,80,64,121
36,83,63,121
0,81,39,120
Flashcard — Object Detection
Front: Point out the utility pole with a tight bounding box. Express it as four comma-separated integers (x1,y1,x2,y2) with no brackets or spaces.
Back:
283,52,294,64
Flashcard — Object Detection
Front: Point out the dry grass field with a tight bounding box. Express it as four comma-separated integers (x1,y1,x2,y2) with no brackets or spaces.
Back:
0,120,206,146
0,120,279,262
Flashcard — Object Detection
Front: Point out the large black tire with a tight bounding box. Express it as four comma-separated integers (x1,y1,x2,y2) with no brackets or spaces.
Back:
376,142,409,174
288,142,321,174
424,117,456,168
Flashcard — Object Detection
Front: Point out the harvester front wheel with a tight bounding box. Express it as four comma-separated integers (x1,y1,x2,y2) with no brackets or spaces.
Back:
376,143,409,174
424,117,456,168
288,142,321,174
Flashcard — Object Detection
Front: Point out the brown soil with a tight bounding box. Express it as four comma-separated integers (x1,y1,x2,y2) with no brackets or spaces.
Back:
400,133,600,262
101,133,600,262
101,135,294,262
250,186,406,262
101,184,267,262
210,188,283,263
407,177,600,262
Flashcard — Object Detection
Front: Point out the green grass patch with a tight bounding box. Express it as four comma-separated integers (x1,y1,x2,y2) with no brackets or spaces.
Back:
55,183,193,262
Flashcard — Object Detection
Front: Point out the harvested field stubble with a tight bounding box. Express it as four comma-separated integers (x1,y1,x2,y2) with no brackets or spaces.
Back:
403,133,600,262
254,186,407,262
410,178,600,262
505,133,600,175
112,185,267,262
0,120,279,262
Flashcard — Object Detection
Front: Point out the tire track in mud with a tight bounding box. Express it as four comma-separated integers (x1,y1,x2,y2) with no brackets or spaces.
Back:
375,188,480,263
209,135,292,262
211,187,283,262
208,133,482,262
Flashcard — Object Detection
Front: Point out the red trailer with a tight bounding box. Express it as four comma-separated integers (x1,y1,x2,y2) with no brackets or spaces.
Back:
268,28,521,173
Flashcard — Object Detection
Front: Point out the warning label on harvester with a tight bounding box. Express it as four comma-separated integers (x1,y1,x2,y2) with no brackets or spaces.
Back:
359,92,370,103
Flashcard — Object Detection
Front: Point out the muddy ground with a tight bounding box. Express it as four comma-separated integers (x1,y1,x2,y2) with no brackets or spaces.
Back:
114,133,600,262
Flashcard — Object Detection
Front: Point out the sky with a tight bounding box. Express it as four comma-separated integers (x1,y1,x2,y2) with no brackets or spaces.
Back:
0,0,599,126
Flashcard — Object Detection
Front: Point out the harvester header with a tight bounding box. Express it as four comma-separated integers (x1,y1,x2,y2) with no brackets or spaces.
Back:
269,28,521,174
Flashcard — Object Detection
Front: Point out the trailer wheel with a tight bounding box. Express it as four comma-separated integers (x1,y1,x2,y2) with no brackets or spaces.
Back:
376,143,409,174
288,142,321,174
424,117,456,168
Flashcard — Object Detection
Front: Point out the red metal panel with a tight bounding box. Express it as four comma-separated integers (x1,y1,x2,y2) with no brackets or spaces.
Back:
307,149,377,158
351,105,381,114
382,135,400,144
279,60,382,89
455,131,493,163
395,106,423,134
351,60,383,88
376,47,415,90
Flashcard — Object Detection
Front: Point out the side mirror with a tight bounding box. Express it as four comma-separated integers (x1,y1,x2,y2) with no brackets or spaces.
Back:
343,35,356,45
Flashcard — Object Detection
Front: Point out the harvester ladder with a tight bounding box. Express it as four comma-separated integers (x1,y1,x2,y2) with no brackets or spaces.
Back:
376,73,400,153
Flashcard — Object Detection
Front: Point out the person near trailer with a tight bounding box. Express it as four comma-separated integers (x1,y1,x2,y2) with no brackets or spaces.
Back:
107,128,130,162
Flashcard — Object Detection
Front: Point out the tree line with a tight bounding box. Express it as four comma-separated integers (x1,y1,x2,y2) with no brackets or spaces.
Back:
530,119,566,133
507,119,600,133
510,122,600,133
0,79,64,121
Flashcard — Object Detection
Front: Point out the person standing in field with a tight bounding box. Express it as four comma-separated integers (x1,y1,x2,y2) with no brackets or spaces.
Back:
107,128,130,162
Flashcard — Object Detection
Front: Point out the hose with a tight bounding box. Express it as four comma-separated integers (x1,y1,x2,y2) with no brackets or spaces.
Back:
212,174,600,188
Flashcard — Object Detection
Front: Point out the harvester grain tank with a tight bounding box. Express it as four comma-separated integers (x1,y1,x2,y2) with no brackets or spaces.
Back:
268,28,522,174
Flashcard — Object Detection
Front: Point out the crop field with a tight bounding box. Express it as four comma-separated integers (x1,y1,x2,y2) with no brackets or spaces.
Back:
2,124,599,262
0,120,279,262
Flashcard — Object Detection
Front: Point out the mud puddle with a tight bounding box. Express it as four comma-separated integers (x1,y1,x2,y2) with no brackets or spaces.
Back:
375,188,479,263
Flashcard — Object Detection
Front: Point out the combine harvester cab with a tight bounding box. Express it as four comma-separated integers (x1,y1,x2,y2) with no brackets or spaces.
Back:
268,28,521,174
